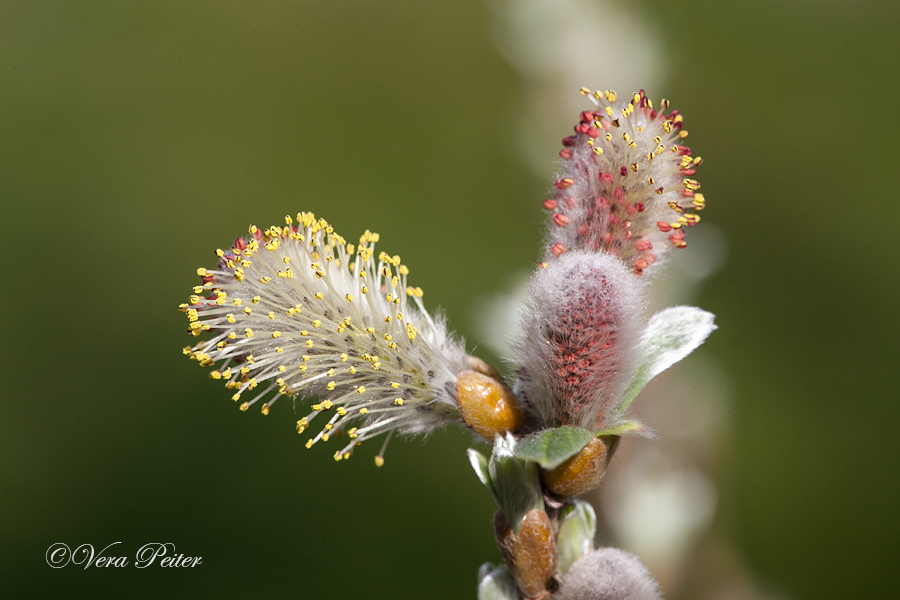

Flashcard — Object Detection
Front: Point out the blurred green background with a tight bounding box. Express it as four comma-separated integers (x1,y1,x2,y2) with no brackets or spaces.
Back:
2,1,898,598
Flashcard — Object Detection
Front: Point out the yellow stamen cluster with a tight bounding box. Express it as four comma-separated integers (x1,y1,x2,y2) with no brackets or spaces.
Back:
546,88,705,276
180,212,468,463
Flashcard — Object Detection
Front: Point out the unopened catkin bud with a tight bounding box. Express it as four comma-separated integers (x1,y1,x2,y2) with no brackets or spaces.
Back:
543,436,618,497
457,370,524,440
494,509,557,600
512,251,644,433
554,547,662,600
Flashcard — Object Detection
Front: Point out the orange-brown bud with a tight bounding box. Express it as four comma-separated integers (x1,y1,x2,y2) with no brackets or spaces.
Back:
456,369,523,440
543,436,618,497
494,509,557,599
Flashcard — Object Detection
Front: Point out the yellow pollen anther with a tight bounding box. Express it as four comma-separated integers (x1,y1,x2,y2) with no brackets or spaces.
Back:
394,398,403,406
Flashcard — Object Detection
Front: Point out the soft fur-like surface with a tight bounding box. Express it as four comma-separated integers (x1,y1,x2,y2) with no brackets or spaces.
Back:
182,213,470,460
512,251,644,431
554,548,663,600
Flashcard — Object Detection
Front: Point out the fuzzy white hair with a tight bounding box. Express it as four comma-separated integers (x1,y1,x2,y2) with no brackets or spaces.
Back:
511,251,645,432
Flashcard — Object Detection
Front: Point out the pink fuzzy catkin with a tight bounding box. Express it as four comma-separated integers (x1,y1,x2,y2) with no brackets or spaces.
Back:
512,251,644,432
543,89,704,277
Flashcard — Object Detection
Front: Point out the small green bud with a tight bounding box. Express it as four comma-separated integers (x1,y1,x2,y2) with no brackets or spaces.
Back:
557,500,597,576
477,563,518,600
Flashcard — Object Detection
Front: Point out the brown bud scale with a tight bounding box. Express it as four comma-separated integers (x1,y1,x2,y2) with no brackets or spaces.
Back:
543,436,618,497
456,370,523,440
494,509,557,599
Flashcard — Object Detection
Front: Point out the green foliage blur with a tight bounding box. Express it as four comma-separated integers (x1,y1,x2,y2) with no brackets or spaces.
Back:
2,1,898,598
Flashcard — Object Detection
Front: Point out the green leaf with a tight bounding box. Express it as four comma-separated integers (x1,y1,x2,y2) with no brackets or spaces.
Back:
489,441,544,533
618,306,716,412
594,420,649,438
467,448,493,491
513,426,595,469
471,440,544,532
